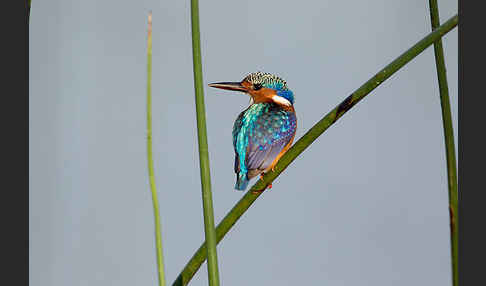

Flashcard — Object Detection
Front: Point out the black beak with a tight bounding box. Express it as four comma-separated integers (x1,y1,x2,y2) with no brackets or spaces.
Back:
208,82,248,93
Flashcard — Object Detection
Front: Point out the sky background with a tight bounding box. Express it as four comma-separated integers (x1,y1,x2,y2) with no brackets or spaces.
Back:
29,1,458,285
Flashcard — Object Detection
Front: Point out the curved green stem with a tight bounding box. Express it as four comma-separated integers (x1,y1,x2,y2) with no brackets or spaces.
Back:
147,12,167,286
190,0,221,285
428,2,458,286
172,14,458,286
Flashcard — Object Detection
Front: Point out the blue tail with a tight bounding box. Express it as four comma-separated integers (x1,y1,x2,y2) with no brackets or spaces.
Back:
235,172,249,191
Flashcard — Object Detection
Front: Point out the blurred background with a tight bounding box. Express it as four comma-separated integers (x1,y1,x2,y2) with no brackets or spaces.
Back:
29,0,458,285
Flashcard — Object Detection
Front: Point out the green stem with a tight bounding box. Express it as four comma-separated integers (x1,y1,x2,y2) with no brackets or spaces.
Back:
27,0,31,22
173,14,458,286
428,2,458,286
190,0,221,285
147,12,167,286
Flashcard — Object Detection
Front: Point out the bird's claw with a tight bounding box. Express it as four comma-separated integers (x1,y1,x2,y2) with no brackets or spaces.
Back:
252,184,271,194
251,174,272,194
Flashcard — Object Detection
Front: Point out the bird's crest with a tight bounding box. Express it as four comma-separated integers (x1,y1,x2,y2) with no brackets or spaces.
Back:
243,71,289,91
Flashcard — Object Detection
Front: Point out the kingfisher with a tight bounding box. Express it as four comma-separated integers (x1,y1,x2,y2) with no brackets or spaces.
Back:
208,71,297,191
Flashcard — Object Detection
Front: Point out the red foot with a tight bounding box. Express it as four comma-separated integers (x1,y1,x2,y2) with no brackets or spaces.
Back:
251,174,272,194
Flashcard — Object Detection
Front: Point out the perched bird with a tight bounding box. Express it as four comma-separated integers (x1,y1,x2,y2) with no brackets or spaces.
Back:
209,72,297,191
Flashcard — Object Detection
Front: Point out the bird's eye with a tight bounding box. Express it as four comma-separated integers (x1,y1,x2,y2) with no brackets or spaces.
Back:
253,83,263,90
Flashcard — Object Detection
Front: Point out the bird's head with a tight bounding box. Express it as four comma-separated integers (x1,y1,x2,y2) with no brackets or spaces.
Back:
208,71,294,107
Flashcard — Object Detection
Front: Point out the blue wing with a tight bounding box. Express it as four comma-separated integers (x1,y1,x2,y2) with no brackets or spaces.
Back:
232,103,296,190
246,105,296,177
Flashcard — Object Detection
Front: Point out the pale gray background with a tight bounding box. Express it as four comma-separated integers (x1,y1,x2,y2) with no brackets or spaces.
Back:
29,0,458,285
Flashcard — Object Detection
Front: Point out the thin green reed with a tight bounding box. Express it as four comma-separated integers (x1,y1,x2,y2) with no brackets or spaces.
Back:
428,2,458,286
146,12,167,286
190,0,221,285
173,14,458,286
27,0,31,22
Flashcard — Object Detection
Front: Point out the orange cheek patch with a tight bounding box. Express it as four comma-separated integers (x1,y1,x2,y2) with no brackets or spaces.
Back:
251,87,276,104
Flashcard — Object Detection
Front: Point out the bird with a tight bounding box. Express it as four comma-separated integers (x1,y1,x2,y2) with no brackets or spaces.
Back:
208,71,297,191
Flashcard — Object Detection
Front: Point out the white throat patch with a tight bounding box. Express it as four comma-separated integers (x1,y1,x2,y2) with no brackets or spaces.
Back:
271,95,292,106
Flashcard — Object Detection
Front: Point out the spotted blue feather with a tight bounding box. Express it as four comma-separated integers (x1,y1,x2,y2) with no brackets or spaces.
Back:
232,102,297,190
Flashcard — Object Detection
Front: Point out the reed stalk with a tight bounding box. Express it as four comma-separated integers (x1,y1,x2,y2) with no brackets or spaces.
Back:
27,0,31,22
428,2,458,286
147,12,167,286
190,0,221,285
173,14,458,286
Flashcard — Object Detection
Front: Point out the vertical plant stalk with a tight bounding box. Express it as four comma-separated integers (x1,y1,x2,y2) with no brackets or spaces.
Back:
173,14,458,286
147,12,167,286
428,2,458,286
27,0,31,22
190,0,221,285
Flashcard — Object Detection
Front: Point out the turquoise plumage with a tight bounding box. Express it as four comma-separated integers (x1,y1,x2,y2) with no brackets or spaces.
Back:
232,102,296,190
209,72,297,191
